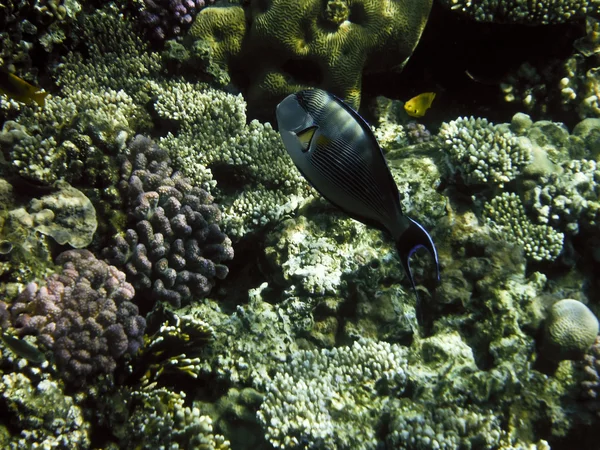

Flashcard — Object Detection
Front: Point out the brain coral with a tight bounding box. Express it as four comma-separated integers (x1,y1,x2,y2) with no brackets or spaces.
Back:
189,0,433,117
438,0,595,24
542,299,599,361
10,250,146,384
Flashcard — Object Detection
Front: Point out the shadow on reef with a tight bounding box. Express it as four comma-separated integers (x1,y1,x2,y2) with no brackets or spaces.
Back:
362,1,586,130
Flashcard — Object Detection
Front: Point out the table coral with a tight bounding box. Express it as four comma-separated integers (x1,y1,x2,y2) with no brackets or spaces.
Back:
10,249,146,384
102,135,234,308
438,0,595,24
189,0,433,117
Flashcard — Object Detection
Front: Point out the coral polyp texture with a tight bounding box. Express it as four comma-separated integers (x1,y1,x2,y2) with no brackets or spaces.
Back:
439,116,533,187
542,299,599,361
10,249,146,384
102,135,234,308
484,192,564,262
189,0,433,116
257,339,408,449
438,0,596,24
138,0,215,44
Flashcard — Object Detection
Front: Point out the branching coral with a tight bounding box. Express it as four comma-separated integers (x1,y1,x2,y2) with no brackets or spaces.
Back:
154,80,310,239
484,192,564,262
439,116,533,187
257,339,408,449
438,0,595,24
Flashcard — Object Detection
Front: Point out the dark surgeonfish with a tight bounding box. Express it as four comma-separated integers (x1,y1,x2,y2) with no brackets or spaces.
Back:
276,89,440,302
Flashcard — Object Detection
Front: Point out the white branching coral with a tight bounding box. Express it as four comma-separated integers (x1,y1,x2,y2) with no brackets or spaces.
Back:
439,117,533,187
438,0,596,24
484,192,564,262
257,339,408,449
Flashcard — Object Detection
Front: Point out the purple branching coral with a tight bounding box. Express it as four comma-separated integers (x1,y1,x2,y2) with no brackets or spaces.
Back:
10,250,146,384
139,0,215,44
582,334,600,417
102,135,233,308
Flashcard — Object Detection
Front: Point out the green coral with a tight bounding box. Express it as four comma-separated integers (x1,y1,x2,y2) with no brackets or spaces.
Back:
484,192,564,262
438,0,595,24
542,299,599,361
189,0,433,116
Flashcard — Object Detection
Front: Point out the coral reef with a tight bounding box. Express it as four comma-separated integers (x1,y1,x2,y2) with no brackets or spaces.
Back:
542,299,599,361
439,116,533,187
102,135,233,308
484,192,564,262
581,335,600,417
108,387,230,449
10,249,146,384
153,80,310,239
189,0,433,116
0,372,90,448
257,339,408,449
137,0,215,45
437,0,595,24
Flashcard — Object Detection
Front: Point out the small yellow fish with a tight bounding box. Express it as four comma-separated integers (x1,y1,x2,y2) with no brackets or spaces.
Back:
404,92,436,118
0,68,48,107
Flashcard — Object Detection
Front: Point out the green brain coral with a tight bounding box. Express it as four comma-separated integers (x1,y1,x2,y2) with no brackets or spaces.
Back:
189,0,433,117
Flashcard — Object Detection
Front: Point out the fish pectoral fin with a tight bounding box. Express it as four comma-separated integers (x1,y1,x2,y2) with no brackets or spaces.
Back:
296,125,319,152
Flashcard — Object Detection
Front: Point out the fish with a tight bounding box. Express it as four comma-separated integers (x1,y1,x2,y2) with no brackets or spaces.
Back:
276,89,440,305
0,68,48,107
404,92,436,118
1,332,46,364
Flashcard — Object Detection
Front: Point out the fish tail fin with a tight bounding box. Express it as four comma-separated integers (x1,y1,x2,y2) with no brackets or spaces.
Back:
395,216,440,292
32,90,48,107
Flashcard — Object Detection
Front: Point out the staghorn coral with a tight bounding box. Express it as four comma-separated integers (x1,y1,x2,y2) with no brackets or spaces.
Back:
257,339,408,449
439,116,533,187
102,135,233,308
10,249,146,384
437,0,596,24
484,192,564,262
189,0,433,117
542,299,599,361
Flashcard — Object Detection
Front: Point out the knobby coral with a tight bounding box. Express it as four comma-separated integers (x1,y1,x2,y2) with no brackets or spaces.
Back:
10,249,146,384
102,135,234,308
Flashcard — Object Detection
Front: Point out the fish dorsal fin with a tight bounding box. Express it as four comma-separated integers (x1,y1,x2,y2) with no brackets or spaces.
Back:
296,125,319,152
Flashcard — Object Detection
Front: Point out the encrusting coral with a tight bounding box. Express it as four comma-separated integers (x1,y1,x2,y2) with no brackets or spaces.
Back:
102,135,234,308
10,249,146,384
189,0,433,116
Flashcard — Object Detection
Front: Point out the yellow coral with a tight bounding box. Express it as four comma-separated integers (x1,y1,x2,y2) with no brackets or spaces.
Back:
189,0,432,118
